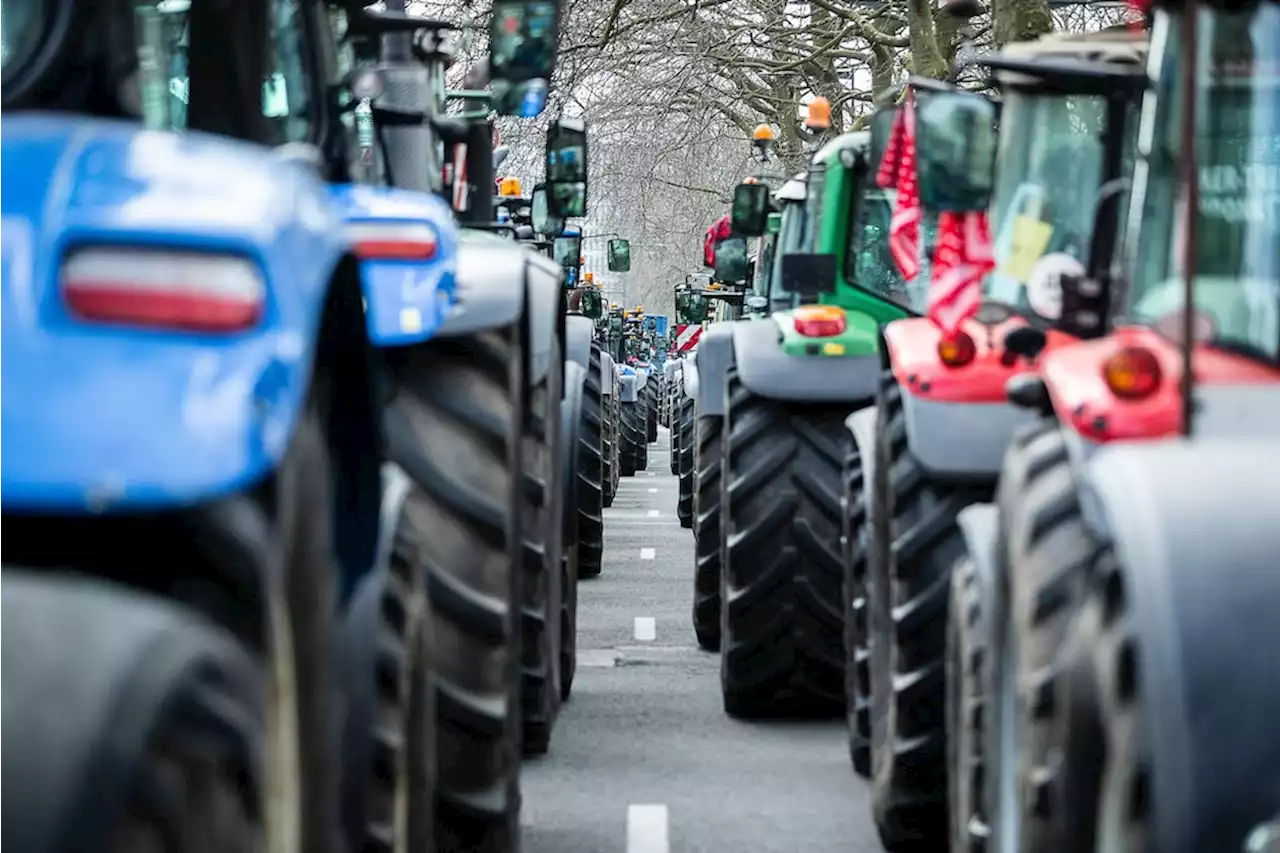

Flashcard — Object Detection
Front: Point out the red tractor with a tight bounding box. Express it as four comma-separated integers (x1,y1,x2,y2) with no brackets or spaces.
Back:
947,0,1280,850
846,28,1150,850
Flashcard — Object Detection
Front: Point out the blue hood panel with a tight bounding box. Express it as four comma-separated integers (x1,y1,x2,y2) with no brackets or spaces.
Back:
1,115,347,511
327,184,459,347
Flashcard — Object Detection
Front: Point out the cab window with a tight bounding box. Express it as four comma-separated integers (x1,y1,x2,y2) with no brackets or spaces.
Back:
133,0,314,144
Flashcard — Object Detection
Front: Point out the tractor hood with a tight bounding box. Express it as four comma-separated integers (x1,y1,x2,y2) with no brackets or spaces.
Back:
771,308,880,357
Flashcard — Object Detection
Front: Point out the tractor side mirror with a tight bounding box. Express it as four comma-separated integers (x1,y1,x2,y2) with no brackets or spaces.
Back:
608,238,632,272
731,183,771,236
582,289,603,319
914,90,998,213
713,236,750,283
489,0,559,117
554,232,583,269
546,119,587,218
531,184,564,236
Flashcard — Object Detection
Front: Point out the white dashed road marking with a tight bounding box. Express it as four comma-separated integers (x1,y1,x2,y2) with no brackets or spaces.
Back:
648,488,658,493
627,804,670,853
647,509,660,517
640,547,656,560
634,616,657,641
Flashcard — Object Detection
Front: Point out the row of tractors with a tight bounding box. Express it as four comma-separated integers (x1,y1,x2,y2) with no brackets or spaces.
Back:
0,2,640,853
667,0,1280,850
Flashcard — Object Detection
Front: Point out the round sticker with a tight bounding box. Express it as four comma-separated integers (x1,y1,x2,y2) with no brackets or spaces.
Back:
1025,252,1085,321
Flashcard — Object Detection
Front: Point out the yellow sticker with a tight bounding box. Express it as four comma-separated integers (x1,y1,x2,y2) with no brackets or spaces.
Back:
822,341,846,356
999,216,1054,284
399,306,423,334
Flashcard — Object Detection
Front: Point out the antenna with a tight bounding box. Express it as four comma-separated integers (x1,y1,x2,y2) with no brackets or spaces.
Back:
1177,0,1199,436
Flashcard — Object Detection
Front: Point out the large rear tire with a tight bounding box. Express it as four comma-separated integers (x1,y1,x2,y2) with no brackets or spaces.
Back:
519,337,564,757
340,488,436,853
692,409,723,651
988,420,1103,853
867,372,988,850
946,555,988,853
620,401,644,477
677,395,695,530
577,344,606,579
645,380,659,443
719,368,846,718
386,330,523,853
841,433,872,778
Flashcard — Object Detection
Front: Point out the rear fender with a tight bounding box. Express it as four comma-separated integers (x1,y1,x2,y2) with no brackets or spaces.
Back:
954,503,999,593
601,353,616,395
564,315,594,373
683,359,700,400
732,317,880,403
522,251,562,386
326,184,458,348
900,390,1037,480
844,406,878,537
693,323,735,417
0,117,346,512
1083,440,1280,853
437,236,524,337
635,369,649,391
1041,326,1279,443
0,572,260,853
620,374,638,403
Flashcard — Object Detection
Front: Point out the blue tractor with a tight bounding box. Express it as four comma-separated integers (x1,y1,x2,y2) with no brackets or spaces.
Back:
1,1,573,852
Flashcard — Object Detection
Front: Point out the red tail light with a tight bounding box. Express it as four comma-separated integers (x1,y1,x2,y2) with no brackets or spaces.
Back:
62,248,264,332
1103,346,1162,399
794,304,847,338
348,222,439,260
937,331,977,368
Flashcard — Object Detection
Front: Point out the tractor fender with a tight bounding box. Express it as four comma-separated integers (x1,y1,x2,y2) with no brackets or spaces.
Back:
1,115,349,512
693,323,735,417
1,571,261,853
564,315,595,373
437,236,524,337
601,352,616,395
327,183,458,347
954,503,999,605
1194,384,1280,439
561,361,587,543
683,359,700,401
900,391,1038,480
731,319,881,403
844,406,879,536
664,360,681,383
371,463,413,584
620,373,638,403
521,250,563,386
1082,439,1280,853
635,368,649,391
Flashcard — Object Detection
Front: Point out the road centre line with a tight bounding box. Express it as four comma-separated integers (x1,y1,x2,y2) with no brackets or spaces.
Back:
626,804,670,853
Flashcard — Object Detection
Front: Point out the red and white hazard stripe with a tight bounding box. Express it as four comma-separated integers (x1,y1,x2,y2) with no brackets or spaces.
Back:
675,323,703,352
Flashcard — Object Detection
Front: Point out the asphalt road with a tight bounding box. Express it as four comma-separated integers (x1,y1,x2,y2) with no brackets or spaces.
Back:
521,427,887,853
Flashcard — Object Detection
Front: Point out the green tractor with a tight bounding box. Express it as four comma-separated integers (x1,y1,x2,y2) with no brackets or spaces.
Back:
700,96,928,718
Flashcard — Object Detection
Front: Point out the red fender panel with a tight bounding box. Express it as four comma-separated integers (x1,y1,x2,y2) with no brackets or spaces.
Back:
884,315,1077,404
1040,325,1280,443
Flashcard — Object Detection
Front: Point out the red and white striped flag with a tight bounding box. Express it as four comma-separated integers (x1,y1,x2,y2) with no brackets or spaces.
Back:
927,211,994,334
875,90,921,282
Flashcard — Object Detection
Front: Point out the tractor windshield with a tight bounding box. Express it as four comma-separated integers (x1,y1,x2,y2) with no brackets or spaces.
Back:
0,0,46,84
132,0,315,145
987,90,1111,320
769,198,809,310
847,187,930,312
1126,3,1280,362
